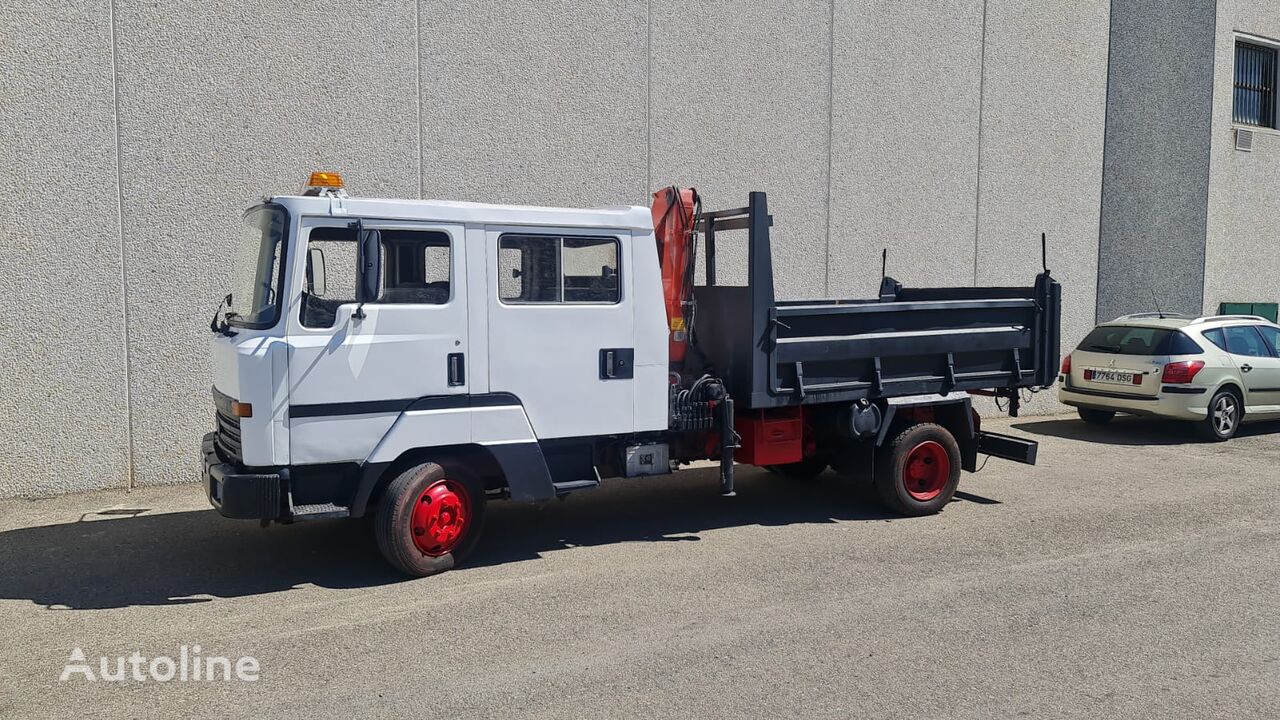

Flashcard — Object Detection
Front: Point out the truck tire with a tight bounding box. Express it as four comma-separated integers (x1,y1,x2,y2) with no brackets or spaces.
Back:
873,423,961,516
765,457,829,481
1195,389,1241,442
374,461,486,578
1077,408,1115,425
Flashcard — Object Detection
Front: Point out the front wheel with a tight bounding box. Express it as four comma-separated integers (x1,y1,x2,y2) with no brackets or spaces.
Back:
374,461,486,577
1196,390,1241,442
873,423,962,516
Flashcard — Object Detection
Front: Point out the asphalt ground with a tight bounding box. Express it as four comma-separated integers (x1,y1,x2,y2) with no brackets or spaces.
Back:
0,414,1277,719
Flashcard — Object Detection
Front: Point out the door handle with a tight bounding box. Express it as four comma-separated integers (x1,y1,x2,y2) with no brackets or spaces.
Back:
1241,364,1253,373
448,353,465,386
598,348,634,379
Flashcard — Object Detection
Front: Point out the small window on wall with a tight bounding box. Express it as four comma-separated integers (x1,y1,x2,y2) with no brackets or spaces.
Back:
498,234,619,304
1234,40,1277,128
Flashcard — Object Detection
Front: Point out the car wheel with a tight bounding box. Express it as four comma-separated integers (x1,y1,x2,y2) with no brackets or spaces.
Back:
1077,408,1116,425
873,423,962,516
1196,389,1241,442
374,461,486,577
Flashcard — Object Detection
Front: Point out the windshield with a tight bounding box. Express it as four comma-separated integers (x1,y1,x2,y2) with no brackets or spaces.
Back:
227,204,288,328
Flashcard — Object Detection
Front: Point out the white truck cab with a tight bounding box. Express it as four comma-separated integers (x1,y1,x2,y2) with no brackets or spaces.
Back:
205,174,1058,577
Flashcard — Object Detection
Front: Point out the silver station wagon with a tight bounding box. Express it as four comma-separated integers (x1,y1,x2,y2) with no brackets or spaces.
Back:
1058,314,1280,440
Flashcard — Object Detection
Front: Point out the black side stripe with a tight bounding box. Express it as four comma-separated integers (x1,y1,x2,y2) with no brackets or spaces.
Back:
290,392,521,419
1252,387,1280,393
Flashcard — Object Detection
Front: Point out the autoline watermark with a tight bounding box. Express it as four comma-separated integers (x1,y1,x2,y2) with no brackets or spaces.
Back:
60,646,260,682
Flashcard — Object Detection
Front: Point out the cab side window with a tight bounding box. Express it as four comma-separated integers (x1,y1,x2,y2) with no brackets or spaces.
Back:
301,226,359,329
301,226,452,328
498,234,619,304
381,230,451,305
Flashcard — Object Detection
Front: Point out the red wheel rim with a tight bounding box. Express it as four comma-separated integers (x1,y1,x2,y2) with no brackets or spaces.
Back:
902,441,950,502
410,479,471,556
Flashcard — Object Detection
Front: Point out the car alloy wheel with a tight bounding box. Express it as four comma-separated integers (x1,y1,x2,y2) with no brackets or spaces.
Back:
1212,394,1238,437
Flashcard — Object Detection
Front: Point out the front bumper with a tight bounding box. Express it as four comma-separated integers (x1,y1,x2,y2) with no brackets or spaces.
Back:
202,433,283,519
1058,383,1209,421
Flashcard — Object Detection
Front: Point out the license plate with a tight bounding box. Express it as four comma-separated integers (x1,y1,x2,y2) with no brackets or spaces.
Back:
1087,368,1136,385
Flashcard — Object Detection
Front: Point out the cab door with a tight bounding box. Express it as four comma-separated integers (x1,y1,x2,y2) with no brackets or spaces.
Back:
286,218,469,465
484,227,633,439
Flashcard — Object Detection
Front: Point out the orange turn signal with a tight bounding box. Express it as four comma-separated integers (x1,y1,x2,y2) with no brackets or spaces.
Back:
306,171,343,189
231,401,253,418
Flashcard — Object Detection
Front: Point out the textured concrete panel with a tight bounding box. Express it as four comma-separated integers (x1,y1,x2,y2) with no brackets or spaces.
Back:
0,2,131,497
976,0,1111,414
649,0,831,298
419,0,647,209
828,1,985,299
113,1,420,486
1203,1,1280,317
1097,0,1217,321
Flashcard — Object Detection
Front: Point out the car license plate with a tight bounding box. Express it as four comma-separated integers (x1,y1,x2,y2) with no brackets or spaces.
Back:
1087,368,1136,385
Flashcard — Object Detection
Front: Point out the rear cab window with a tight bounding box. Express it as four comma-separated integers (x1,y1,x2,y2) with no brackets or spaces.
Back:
1077,326,1202,356
498,234,620,304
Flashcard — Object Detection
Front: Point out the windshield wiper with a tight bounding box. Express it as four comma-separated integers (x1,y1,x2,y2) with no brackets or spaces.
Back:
1088,344,1120,353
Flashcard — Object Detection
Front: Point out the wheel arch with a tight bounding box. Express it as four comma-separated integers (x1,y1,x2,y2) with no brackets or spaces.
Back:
350,442,556,517
876,396,978,472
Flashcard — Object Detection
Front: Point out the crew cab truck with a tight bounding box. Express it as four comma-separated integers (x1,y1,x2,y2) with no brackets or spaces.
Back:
204,173,1060,577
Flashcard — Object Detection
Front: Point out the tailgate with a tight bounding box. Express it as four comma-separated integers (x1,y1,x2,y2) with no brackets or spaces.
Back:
1069,349,1162,397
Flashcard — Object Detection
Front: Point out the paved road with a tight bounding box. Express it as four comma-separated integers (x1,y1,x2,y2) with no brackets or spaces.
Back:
0,415,1277,719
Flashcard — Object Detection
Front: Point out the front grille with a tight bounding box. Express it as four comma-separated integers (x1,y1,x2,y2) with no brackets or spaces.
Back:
214,408,243,462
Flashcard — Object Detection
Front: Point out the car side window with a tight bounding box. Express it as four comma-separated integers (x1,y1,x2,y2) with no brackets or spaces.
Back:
1222,326,1271,357
1253,325,1280,356
1202,328,1228,352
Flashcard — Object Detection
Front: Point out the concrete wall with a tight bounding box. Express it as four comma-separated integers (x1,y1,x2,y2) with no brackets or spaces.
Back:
976,0,1112,408
1,2,132,496
1097,0,1219,322
1204,1,1280,317
1,0,1112,498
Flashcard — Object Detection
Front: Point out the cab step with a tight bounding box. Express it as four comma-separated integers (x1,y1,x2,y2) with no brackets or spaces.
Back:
289,503,351,521
552,479,600,495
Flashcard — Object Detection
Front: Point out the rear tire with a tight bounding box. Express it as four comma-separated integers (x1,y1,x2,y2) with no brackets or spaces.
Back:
1077,408,1116,425
1196,389,1241,442
764,457,829,481
873,423,962,516
374,461,486,577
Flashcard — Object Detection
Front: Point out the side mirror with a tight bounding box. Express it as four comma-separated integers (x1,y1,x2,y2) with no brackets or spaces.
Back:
306,247,327,296
356,228,381,303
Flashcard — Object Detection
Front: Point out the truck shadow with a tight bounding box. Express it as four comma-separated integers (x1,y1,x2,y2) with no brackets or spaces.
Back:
1010,416,1280,446
0,468,913,610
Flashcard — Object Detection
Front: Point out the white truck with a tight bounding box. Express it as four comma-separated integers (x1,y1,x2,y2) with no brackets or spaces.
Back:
204,173,1060,577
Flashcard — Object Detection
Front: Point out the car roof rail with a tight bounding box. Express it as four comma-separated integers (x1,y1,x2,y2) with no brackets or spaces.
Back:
1190,314,1270,324
1116,312,1193,320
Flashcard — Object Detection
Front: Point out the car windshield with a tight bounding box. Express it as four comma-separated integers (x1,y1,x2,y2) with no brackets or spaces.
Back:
1078,325,1200,355
227,204,288,328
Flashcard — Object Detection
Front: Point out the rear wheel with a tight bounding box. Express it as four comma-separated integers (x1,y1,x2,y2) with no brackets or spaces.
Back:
873,423,962,516
375,461,486,577
1196,389,1241,442
765,457,829,481
1077,408,1116,425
